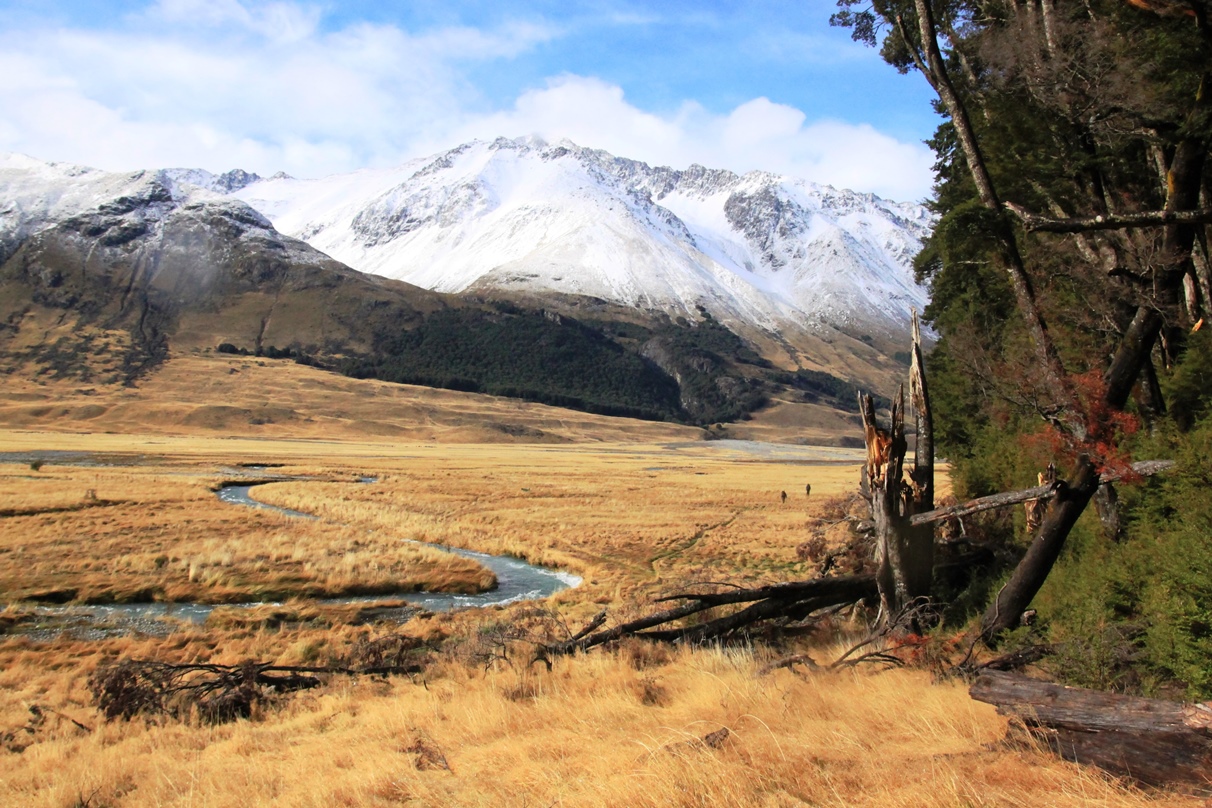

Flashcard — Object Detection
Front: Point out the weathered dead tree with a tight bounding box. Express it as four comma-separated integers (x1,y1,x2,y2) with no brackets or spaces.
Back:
971,671,1212,794
858,313,935,627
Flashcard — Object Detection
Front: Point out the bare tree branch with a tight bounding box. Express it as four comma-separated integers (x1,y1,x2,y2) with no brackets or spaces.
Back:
1006,201,1212,233
910,459,1174,526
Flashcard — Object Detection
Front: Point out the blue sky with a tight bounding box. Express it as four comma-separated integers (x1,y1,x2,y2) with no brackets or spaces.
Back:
0,1,941,200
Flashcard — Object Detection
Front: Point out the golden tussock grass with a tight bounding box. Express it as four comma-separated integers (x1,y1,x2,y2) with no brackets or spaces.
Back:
0,463,493,603
0,637,1197,808
0,429,1191,807
0,352,703,445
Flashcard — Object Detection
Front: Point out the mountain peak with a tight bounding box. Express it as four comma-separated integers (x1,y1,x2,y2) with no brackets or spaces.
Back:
222,138,931,338
161,167,263,195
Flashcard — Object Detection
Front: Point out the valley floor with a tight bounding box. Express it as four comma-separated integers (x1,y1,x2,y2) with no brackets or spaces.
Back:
0,428,1200,806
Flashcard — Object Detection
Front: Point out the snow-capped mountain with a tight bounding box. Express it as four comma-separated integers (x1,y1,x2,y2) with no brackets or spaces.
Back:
214,137,932,337
0,148,923,422
0,151,450,384
0,153,317,276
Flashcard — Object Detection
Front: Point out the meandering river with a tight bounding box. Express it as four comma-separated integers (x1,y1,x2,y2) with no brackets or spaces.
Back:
5,460,580,635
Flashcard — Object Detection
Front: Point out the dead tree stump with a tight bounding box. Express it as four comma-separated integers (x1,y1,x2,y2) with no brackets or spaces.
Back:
858,313,935,627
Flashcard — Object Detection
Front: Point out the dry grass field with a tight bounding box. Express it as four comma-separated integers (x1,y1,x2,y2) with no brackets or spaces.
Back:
0,420,1202,806
0,460,494,605
0,352,704,444
0,350,862,446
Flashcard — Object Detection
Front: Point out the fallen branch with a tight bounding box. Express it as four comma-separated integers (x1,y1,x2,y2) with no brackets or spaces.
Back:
910,460,1175,527
758,653,820,676
977,644,1053,672
90,654,424,723
654,574,877,608
545,600,730,655
829,598,935,669
635,593,846,644
546,550,997,657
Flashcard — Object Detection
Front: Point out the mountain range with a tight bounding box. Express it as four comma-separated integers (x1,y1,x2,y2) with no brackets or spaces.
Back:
209,136,931,341
0,141,931,431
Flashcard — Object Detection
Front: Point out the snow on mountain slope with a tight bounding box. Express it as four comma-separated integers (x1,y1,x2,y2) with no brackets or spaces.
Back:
230,137,933,336
0,155,175,259
0,153,330,282
0,153,269,254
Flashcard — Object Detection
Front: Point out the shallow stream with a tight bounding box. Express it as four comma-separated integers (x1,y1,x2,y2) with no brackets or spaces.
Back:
7,464,579,636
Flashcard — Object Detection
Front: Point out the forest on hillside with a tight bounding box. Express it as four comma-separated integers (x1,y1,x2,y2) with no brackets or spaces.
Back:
830,0,1212,700
337,305,772,426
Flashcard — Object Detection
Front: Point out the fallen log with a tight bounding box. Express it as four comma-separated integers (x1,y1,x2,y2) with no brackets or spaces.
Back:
636,594,845,644
654,573,876,608
970,671,1212,793
548,550,996,656
545,600,724,655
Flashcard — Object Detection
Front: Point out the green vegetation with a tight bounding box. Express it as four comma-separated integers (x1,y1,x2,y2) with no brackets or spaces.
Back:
1035,335,1212,699
210,302,789,427
343,308,683,421
835,0,1212,695
329,305,776,426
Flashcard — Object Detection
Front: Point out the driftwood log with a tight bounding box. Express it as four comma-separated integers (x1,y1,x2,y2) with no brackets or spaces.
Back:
971,671,1212,793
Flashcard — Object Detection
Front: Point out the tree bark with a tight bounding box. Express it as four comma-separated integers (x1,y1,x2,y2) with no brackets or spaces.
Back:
906,312,935,599
908,460,1173,527
971,671,1212,793
1093,482,1123,541
981,457,1101,642
861,386,934,625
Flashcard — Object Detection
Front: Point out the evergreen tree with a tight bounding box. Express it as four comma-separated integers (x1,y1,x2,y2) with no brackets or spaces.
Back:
834,0,1212,682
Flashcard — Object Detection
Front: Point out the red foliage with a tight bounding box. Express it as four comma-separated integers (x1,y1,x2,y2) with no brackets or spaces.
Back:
891,630,968,670
1020,371,1140,476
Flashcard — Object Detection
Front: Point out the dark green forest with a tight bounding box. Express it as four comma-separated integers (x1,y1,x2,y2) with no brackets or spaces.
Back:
337,305,771,426
835,0,1212,697
342,307,683,421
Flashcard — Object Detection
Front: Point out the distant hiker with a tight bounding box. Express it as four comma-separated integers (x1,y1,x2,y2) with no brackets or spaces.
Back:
805,483,811,498
780,490,787,504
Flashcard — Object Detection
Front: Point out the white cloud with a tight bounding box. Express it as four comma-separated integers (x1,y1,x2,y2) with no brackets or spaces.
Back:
147,0,323,42
0,1,934,200
445,76,934,201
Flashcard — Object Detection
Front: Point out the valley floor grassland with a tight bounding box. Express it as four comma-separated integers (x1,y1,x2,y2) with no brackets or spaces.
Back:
0,425,1200,807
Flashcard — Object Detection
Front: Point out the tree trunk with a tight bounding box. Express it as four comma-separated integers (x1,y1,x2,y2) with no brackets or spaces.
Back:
906,312,935,599
1093,482,1122,541
913,0,1081,436
981,457,1100,641
862,389,906,622
971,671,1212,794
888,1,1210,643
861,386,933,626
857,317,937,627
